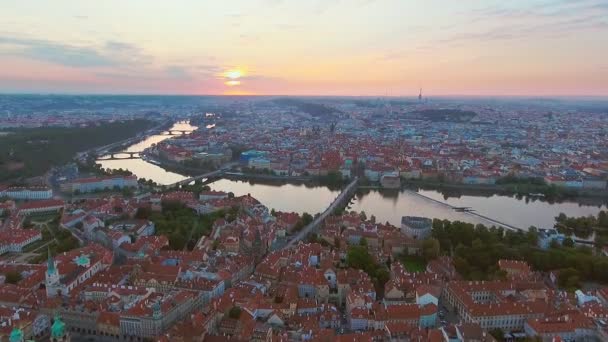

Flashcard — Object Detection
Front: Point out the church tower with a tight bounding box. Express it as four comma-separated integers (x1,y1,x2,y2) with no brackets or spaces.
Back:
152,301,162,320
45,248,61,298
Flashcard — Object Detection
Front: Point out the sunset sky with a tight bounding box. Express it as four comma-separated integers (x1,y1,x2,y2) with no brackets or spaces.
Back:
1,0,607,96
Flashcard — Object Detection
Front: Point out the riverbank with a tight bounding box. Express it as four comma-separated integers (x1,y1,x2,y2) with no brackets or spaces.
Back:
140,152,215,177
1,119,157,183
392,179,608,206
358,181,607,207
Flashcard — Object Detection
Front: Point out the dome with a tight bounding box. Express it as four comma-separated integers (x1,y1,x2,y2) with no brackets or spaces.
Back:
51,315,66,338
9,327,23,342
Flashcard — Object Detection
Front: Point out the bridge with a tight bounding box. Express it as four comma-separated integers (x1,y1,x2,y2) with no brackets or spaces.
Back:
453,206,474,212
96,151,144,160
172,169,225,187
160,129,193,135
169,162,239,187
82,119,171,159
284,177,359,249
147,129,194,136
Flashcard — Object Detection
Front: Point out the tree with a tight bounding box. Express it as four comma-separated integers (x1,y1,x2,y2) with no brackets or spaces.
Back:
422,238,440,261
489,328,505,342
301,213,313,225
359,211,367,221
374,267,390,289
563,237,575,248
4,271,22,284
229,306,242,319
526,227,539,245
346,246,375,272
334,236,341,248
135,207,152,220
558,268,581,291
169,231,187,250
549,239,561,249
599,210,608,227
121,187,134,197
308,233,319,243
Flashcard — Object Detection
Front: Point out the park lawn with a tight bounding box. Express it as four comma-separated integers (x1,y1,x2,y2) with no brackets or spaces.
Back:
21,239,49,253
27,212,61,224
401,255,427,273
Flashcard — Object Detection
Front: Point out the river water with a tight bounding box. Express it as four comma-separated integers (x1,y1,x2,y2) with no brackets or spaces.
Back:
96,121,196,185
349,189,606,230
98,123,607,230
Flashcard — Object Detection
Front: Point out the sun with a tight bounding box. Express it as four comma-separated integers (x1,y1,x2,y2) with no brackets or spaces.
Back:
224,69,243,80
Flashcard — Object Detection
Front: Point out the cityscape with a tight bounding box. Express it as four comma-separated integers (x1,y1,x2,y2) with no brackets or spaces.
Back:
1,1,608,342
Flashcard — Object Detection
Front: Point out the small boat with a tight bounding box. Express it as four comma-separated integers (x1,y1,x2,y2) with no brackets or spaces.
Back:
147,159,161,165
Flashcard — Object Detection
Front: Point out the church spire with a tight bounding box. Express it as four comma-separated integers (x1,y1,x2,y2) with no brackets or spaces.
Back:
47,247,55,275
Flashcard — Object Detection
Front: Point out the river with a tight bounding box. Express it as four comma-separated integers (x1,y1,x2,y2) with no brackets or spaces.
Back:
96,121,196,185
98,123,607,230
348,188,607,230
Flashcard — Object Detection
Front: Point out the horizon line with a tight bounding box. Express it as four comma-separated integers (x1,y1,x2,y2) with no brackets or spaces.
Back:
1,91,607,100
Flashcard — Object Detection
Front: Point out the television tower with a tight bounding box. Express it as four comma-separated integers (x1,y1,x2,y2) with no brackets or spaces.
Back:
418,88,422,102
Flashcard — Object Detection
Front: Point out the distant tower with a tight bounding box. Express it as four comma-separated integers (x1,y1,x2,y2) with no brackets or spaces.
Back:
418,88,423,102
45,248,61,298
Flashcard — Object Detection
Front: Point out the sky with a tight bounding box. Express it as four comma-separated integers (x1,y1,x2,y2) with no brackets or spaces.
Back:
0,0,607,96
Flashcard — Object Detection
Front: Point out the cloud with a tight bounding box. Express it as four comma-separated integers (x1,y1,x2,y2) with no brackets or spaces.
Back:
437,3,608,47
0,34,151,68
0,36,116,67
472,0,607,19
164,66,191,79
195,64,223,75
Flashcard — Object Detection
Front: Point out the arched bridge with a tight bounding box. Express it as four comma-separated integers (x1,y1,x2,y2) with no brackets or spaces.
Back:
158,129,193,135
96,151,144,160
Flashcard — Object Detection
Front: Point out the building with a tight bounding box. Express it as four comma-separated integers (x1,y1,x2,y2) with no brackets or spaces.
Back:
443,280,551,331
240,150,266,164
119,290,200,339
538,229,566,249
497,260,532,279
199,191,229,201
61,175,137,193
0,229,42,253
17,199,64,216
380,173,401,189
45,245,113,298
401,216,432,240
0,186,53,200
249,157,271,170
524,312,596,342
110,220,155,237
